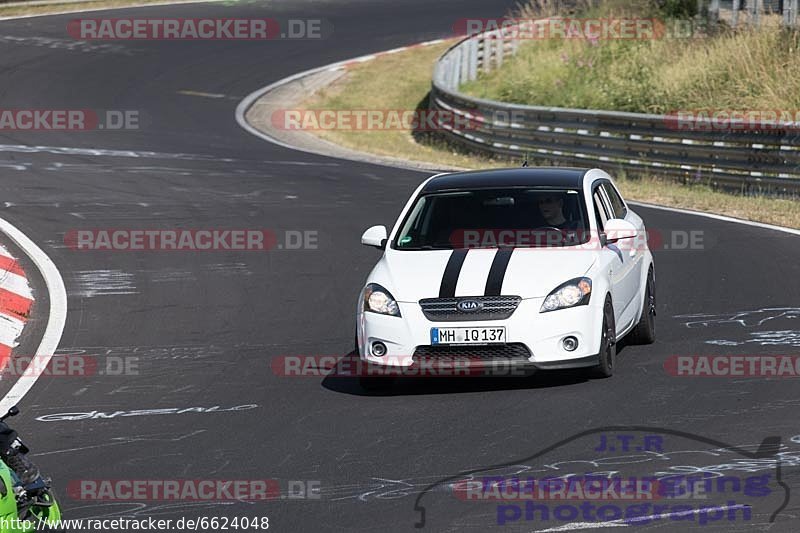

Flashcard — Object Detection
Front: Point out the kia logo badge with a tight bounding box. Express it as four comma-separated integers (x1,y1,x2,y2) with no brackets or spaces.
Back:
457,299,482,312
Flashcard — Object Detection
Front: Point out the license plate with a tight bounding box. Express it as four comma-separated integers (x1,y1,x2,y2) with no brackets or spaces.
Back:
431,327,506,345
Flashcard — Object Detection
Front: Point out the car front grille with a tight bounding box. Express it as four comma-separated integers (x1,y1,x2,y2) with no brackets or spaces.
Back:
419,296,522,321
412,343,532,362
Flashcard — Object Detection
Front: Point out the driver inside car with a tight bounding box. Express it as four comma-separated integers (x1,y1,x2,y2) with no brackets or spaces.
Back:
538,194,580,230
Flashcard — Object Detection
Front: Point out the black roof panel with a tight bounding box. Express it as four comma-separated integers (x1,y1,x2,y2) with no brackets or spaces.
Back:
422,167,590,193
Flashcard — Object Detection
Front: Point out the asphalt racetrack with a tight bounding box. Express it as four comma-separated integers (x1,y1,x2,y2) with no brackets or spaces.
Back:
0,0,799,531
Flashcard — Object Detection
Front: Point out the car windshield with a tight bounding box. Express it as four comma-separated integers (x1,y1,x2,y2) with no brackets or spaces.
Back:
393,187,591,250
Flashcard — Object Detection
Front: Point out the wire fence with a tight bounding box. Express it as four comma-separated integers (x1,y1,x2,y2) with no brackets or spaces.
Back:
709,0,799,28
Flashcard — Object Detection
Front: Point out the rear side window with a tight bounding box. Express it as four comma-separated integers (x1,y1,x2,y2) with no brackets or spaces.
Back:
601,183,627,219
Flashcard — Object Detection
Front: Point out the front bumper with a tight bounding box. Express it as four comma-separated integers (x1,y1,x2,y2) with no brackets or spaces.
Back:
357,297,603,371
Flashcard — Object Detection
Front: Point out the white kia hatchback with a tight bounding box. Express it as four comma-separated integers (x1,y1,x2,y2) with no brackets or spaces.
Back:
356,168,655,387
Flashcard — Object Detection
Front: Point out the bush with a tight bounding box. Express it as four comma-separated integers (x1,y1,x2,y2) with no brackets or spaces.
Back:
657,0,698,18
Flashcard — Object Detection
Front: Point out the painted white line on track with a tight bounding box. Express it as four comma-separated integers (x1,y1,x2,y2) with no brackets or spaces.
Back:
0,271,34,300
629,201,800,237
0,243,32,358
0,143,234,161
0,217,67,412
0,313,25,347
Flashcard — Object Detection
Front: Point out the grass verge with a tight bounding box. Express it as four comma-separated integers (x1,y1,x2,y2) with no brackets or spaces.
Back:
461,0,800,114
302,41,509,171
461,24,800,114
301,41,800,229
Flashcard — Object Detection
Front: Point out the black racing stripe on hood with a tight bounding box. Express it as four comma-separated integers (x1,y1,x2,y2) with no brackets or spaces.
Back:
439,249,469,297
484,248,514,296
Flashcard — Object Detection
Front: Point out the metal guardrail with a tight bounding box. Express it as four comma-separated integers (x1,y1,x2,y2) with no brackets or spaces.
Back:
429,21,800,195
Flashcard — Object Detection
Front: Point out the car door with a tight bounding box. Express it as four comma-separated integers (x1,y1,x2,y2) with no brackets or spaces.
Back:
591,185,627,330
599,181,642,329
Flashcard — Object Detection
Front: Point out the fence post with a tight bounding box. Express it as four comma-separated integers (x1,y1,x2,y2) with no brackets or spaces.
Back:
753,0,763,27
457,46,466,88
467,37,478,82
732,0,740,28
709,0,720,23
484,35,494,73
445,56,454,89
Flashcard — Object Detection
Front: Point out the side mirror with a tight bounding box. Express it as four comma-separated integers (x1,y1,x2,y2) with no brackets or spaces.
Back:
361,225,388,250
603,219,637,244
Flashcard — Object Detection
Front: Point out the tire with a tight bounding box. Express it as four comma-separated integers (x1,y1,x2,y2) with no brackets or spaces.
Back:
592,296,617,378
627,267,656,345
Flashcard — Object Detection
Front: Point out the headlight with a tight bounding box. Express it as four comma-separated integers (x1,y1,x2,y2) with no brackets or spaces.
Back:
540,277,592,313
363,283,401,317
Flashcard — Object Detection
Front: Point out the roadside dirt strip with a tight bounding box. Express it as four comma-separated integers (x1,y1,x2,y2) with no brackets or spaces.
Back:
241,38,458,172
